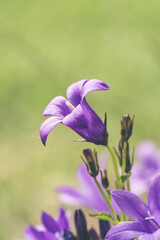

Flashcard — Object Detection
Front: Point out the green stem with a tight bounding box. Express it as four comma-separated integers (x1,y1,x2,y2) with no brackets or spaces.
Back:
94,178,119,223
127,179,130,191
121,211,126,222
121,141,127,176
106,144,122,189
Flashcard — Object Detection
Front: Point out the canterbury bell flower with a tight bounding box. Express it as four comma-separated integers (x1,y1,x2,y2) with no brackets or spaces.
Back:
40,79,110,146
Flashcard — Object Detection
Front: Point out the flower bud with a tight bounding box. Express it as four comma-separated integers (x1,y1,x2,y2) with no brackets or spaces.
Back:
120,114,134,141
82,148,99,177
59,230,77,240
99,220,110,239
74,209,88,240
88,228,100,240
100,169,109,189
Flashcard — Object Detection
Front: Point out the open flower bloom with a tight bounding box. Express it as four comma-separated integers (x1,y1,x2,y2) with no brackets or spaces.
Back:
23,208,75,240
57,152,120,216
105,175,160,240
57,153,111,213
130,141,160,195
23,208,103,240
40,79,110,146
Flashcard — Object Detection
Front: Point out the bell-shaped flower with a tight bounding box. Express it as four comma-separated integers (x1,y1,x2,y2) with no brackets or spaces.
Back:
40,79,110,146
22,208,103,240
23,208,76,240
105,175,160,240
57,153,111,213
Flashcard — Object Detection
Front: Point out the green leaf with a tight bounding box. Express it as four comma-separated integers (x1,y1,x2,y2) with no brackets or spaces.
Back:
89,212,116,223
121,173,131,183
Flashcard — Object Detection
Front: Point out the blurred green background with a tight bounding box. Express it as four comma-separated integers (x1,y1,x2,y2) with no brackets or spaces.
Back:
1,0,160,239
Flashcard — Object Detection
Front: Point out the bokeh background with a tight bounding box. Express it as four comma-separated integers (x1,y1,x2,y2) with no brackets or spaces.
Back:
1,1,160,239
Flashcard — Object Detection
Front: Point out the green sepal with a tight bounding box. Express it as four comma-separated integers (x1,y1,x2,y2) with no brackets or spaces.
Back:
120,172,131,183
89,212,116,223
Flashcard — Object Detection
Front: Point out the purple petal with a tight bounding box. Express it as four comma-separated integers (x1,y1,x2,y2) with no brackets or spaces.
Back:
66,80,88,107
43,96,72,117
112,190,148,221
77,164,110,212
130,141,160,195
147,175,160,224
57,164,110,213
63,104,88,129
41,212,60,234
105,221,148,240
57,186,88,206
81,79,110,99
111,195,121,217
23,226,57,240
134,141,160,179
57,208,70,232
73,98,107,145
66,79,110,107
40,117,62,145
139,229,160,240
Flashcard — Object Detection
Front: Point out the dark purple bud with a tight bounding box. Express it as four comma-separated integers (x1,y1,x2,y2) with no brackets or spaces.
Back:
100,169,109,189
88,228,100,240
82,148,99,177
59,230,77,240
74,209,88,240
120,114,134,141
99,220,110,239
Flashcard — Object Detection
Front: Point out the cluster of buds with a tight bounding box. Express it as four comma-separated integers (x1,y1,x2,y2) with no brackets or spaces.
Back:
114,115,134,174
120,114,134,142
75,209,110,239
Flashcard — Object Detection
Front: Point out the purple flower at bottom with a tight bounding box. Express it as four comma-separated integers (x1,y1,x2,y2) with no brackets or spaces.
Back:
105,175,160,240
23,208,103,240
23,208,75,240
40,79,110,146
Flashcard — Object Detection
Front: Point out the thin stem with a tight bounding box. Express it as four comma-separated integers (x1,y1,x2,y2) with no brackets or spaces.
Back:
94,178,119,223
106,144,122,189
121,211,126,222
121,141,127,176
127,179,130,191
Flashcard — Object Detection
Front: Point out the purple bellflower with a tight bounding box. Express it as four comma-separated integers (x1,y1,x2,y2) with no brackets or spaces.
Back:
23,208,102,240
23,207,76,240
57,153,111,213
57,152,120,216
40,79,110,146
130,141,160,195
105,175,160,240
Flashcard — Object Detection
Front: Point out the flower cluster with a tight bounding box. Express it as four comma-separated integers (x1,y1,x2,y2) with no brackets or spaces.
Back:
23,207,109,240
21,80,160,240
